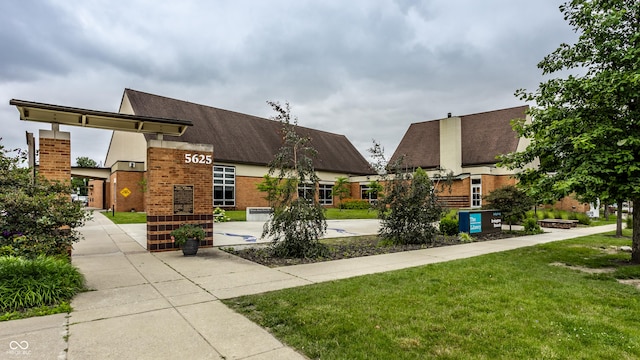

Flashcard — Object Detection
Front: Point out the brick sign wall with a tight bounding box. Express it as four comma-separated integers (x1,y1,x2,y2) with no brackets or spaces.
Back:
146,140,214,251
39,130,71,183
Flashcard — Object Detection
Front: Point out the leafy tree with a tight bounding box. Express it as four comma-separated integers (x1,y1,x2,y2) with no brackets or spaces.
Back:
484,185,534,231
499,0,640,262
72,156,97,196
0,140,91,258
369,141,442,245
377,167,441,245
258,101,327,258
75,156,97,168
332,176,351,209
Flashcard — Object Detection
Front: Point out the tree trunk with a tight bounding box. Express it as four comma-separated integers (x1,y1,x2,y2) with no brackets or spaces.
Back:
603,203,609,220
632,198,639,264
616,199,623,237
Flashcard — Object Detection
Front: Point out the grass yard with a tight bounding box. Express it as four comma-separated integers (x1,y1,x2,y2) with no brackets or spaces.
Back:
224,230,640,359
102,211,147,224
325,208,378,220
200,209,378,222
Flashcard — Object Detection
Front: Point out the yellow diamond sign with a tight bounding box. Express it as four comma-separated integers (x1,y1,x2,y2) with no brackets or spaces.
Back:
120,187,132,198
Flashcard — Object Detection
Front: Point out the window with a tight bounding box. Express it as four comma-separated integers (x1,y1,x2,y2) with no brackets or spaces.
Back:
298,183,314,201
213,165,235,207
471,178,482,208
319,184,333,205
360,184,378,203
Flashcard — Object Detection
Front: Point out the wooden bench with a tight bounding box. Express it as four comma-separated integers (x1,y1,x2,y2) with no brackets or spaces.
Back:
537,219,579,229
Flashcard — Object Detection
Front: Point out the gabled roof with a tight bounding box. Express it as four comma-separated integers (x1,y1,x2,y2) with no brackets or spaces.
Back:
123,89,374,175
391,120,440,169
390,105,528,169
460,106,526,166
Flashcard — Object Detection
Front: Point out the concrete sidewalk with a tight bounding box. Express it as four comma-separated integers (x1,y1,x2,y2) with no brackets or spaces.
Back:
0,213,617,359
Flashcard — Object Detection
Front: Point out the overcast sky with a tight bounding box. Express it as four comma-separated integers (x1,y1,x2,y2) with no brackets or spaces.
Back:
0,0,576,166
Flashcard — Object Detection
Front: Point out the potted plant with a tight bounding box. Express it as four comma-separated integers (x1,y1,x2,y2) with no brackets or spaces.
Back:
170,224,206,256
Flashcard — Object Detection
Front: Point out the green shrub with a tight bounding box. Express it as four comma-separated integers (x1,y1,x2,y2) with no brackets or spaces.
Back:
0,256,85,313
527,210,546,220
340,199,371,210
626,215,633,229
439,217,459,236
0,140,92,258
444,209,458,220
458,232,474,243
523,217,543,234
575,212,591,225
213,207,231,222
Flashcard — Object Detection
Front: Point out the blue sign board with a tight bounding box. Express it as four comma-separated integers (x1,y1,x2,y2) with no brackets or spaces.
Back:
458,210,502,234
469,213,482,233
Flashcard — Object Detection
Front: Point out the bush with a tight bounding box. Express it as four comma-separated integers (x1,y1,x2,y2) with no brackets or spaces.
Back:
375,168,441,245
523,217,543,234
626,215,633,229
340,199,371,210
575,212,591,225
458,232,474,243
0,256,85,313
213,207,231,222
1,141,91,258
439,217,459,236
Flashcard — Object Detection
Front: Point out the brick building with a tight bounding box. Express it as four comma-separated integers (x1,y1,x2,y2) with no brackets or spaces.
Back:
389,106,589,211
101,89,375,212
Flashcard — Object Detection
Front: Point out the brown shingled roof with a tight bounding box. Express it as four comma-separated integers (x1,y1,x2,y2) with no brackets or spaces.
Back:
389,120,440,169
123,89,374,175
460,106,527,166
390,105,527,170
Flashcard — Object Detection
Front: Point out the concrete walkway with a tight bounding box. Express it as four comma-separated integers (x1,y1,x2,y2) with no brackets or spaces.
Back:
0,213,617,359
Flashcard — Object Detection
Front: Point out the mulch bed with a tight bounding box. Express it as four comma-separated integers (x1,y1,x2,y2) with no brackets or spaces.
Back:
222,231,524,267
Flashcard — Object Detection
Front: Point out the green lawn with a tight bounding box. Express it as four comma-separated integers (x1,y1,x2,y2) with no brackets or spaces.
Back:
102,211,147,224
224,210,246,221
325,208,378,220
102,209,378,224
224,230,640,359
207,209,378,222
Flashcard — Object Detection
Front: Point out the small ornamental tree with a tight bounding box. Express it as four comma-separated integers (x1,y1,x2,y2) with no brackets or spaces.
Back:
258,101,327,258
332,176,351,209
0,140,91,258
369,141,442,245
484,185,534,231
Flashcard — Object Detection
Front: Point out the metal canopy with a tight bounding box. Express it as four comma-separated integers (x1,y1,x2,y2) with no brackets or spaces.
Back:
10,99,192,136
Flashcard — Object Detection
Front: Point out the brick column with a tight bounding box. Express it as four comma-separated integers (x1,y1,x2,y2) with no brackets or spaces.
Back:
38,128,71,183
146,140,214,252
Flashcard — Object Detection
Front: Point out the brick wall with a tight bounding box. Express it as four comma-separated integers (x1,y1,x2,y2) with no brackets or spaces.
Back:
107,173,116,210
38,134,71,183
146,141,214,252
88,179,105,209
552,196,590,213
111,171,145,212
482,175,517,195
235,175,269,210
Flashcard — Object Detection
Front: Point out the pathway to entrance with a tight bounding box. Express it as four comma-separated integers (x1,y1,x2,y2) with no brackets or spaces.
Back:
0,213,617,359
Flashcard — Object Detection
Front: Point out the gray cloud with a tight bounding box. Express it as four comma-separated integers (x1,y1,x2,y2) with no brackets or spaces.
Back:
0,0,576,164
